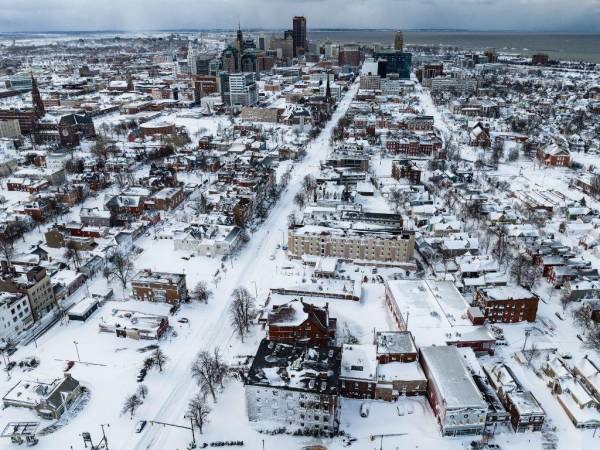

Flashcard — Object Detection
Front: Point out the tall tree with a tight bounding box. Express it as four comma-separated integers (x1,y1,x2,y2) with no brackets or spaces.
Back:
187,393,211,433
229,287,255,342
0,235,15,269
121,394,143,419
152,347,168,372
191,351,218,401
191,281,213,303
108,252,134,289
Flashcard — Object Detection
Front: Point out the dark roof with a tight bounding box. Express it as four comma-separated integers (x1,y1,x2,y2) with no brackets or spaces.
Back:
246,339,341,395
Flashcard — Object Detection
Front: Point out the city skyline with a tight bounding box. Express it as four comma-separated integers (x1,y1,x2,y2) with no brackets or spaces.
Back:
1,0,599,33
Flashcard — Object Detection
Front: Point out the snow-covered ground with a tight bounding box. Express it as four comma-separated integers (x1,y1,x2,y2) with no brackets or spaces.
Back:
0,82,363,450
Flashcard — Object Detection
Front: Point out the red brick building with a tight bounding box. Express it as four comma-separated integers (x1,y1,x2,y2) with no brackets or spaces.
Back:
131,270,188,304
537,143,571,167
267,300,336,347
149,187,186,211
475,286,539,323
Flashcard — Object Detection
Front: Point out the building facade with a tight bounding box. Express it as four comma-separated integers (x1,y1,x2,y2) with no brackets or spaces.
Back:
288,226,415,263
131,270,188,304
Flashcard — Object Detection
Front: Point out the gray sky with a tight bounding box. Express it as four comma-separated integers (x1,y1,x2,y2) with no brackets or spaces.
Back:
1,0,599,32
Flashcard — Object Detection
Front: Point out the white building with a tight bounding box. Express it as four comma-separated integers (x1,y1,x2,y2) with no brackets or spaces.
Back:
420,345,488,436
46,152,71,172
227,73,258,106
288,225,415,263
0,292,33,343
245,339,341,436
173,224,241,256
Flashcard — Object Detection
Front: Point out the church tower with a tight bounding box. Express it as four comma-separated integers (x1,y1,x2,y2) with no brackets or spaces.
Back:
30,74,45,118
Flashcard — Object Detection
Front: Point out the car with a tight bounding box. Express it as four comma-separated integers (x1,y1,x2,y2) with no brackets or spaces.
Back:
269,254,276,260
135,420,147,433
282,245,288,251
177,317,189,324
64,360,75,372
371,268,378,274
561,352,573,360
360,402,369,418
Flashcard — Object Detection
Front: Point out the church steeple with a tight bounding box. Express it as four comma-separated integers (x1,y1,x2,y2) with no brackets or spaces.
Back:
236,21,244,52
30,73,45,118
325,72,331,101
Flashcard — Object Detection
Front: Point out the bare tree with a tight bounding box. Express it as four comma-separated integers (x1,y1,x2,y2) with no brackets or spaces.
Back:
341,322,358,345
302,174,317,194
114,172,133,190
191,281,213,303
294,191,306,209
511,254,533,287
560,292,574,312
229,287,255,342
108,252,134,289
492,227,510,268
287,213,297,227
187,393,211,433
388,188,404,212
524,342,541,367
191,350,224,402
65,241,81,270
136,384,148,400
91,135,109,160
152,347,168,372
584,327,600,351
121,394,143,419
573,301,600,330
0,235,15,270
211,347,228,389
590,174,600,198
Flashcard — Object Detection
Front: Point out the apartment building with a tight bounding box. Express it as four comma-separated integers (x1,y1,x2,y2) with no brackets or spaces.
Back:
245,339,341,436
288,225,415,263
131,270,188,305
0,266,56,321
0,292,33,342
220,72,258,107
475,286,539,323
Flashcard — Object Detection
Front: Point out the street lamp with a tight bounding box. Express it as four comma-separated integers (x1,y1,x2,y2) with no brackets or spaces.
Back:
73,340,81,362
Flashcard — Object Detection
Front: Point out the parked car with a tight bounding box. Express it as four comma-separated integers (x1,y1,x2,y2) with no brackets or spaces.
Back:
360,402,369,418
135,420,147,433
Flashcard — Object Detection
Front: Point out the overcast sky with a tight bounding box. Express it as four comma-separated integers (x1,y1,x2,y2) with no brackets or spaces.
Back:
1,0,599,32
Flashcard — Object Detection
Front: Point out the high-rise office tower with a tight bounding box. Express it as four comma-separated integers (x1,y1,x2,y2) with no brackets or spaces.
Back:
292,16,307,57
394,31,404,51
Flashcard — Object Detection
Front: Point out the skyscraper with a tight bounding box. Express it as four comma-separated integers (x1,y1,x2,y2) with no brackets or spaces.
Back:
394,31,404,51
292,16,307,57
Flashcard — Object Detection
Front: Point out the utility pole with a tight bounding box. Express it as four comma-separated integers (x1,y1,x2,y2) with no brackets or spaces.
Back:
100,423,109,450
186,416,196,445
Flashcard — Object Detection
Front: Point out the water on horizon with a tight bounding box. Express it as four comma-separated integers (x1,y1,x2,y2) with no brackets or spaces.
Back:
309,30,600,63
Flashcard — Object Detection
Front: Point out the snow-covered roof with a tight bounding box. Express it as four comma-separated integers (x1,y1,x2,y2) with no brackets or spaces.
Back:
420,346,486,410
341,344,377,381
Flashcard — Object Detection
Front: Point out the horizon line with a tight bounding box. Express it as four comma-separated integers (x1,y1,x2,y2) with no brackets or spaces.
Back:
1,27,600,35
